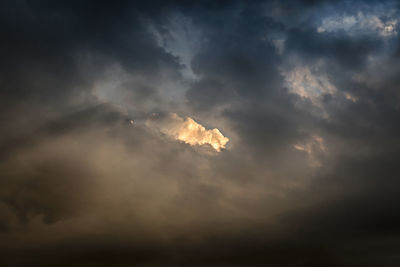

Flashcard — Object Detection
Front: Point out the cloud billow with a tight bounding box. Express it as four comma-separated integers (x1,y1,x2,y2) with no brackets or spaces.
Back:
147,113,229,152
1,0,400,266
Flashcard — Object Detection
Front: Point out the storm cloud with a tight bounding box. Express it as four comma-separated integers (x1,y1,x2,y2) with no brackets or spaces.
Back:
1,0,400,266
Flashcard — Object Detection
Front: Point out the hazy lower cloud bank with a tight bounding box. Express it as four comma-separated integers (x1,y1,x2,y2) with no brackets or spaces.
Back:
1,0,400,266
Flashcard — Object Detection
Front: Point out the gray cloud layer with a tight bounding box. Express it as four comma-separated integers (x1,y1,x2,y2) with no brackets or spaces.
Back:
1,0,400,266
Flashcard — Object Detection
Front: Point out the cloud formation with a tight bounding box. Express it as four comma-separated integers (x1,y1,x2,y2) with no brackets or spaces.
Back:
2,0,400,266
283,65,337,106
147,113,229,151
294,135,327,167
318,12,398,37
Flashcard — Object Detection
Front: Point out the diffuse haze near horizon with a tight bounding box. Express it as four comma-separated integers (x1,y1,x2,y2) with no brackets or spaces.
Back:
1,0,400,266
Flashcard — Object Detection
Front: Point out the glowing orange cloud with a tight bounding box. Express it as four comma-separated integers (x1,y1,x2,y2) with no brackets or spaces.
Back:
148,113,229,152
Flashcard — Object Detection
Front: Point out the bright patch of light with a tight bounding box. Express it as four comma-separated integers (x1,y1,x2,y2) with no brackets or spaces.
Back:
147,113,229,152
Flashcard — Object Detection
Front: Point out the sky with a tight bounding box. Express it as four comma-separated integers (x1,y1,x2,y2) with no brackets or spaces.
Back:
1,0,400,266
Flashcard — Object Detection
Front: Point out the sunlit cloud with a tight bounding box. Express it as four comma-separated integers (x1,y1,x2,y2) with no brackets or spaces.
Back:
147,113,229,152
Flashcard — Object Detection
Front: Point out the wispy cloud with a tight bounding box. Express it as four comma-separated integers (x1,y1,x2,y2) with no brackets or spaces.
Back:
317,12,397,37
283,66,337,106
294,135,327,167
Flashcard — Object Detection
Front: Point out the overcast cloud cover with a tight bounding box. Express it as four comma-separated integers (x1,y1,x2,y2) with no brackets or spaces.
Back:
1,0,400,266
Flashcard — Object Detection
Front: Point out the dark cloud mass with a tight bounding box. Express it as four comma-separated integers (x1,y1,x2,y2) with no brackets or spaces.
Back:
1,0,400,266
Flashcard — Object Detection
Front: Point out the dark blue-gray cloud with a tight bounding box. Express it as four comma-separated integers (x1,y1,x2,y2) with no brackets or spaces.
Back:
1,1,400,266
